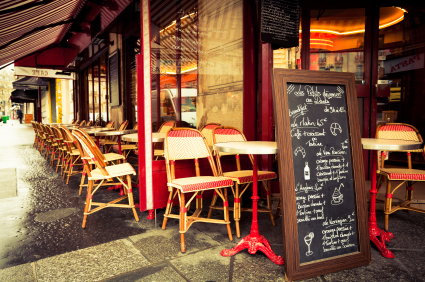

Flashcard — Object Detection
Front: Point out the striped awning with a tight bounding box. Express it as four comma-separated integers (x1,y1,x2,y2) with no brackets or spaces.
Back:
0,0,132,68
0,0,85,67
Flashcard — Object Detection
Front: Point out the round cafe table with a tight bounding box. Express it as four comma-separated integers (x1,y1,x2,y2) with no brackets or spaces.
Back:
214,141,284,265
94,129,138,154
122,132,165,143
361,138,423,259
81,128,115,147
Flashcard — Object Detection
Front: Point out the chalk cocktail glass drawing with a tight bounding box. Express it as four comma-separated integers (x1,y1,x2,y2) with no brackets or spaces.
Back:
304,232,314,256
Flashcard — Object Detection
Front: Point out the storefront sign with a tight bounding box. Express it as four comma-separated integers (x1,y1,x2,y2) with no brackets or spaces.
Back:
261,0,300,49
384,53,424,74
56,79,62,123
14,66,75,80
272,70,370,281
108,50,120,107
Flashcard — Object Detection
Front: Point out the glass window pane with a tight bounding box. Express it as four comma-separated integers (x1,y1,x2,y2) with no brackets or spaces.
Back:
150,0,244,132
309,9,365,84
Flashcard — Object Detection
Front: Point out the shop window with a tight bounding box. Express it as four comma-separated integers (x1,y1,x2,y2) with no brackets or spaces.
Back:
309,9,366,84
149,0,244,131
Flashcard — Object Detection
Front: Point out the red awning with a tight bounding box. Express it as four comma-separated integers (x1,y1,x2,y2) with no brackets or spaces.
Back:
0,0,85,67
1,0,132,68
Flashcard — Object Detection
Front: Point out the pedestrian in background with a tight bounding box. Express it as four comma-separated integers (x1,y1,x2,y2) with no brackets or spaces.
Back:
17,109,23,124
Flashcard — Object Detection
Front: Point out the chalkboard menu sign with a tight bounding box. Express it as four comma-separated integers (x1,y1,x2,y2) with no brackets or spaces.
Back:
272,70,370,281
109,50,120,107
261,0,300,49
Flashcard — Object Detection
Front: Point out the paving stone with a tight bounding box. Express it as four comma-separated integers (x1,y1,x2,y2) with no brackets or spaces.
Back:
0,168,17,199
105,262,187,282
36,239,150,282
0,263,34,282
322,249,419,281
129,227,221,264
232,245,287,282
34,207,75,222
170,245,231,282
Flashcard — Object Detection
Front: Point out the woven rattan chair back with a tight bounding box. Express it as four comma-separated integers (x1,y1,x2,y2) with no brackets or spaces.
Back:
164,128,219,181
86,120,93,126
73,129,108,171
105,121,115,128
158,121,176,133
376,123,424,169
79,120,86,126
200,123,221,147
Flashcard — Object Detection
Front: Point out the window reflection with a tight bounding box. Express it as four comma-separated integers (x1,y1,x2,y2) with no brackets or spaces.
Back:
309,9,365,84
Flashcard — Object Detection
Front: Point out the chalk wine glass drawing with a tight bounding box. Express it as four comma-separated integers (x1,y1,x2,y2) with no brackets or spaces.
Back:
304,232,314,256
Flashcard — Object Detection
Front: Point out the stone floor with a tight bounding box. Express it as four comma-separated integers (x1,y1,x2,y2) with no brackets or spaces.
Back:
0,119,425,281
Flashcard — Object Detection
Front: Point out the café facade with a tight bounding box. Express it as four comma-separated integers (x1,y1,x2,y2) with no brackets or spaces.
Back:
6,0,425,228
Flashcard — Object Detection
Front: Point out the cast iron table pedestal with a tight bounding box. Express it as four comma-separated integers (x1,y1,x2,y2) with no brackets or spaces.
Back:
214,141,284,265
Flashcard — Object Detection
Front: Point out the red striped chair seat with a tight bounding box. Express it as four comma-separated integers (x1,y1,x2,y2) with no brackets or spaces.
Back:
168,176,233,193
223,170,277,184
380,168,425,181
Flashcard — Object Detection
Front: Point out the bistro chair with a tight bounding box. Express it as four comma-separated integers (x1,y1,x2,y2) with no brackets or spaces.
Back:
154,121,176,160
59,126,84,184
39,124,53,159
31,121,39,148
72,130,139,228
51,126,67,173
200,123,221,151
79,120,86,126
45,125,60,167
73,119,80,125
86,120,93,126
162,128,233,253
209,126,277,238
100,120,129,153
74,128,126,196
376,123,425,231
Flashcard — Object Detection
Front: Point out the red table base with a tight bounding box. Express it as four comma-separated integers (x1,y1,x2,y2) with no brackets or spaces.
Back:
221,155,283,265
147,210,155,219
221,232,284,265
369,151,394,258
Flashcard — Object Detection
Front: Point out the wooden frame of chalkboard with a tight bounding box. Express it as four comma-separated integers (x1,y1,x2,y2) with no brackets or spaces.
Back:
272,69,370,281
108,50,120,107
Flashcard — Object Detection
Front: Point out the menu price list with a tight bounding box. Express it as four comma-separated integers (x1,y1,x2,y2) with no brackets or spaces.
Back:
287,83,359,264
261,0,300,48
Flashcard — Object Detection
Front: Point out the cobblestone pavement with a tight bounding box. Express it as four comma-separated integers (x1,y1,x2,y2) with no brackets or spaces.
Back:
0,120,424,281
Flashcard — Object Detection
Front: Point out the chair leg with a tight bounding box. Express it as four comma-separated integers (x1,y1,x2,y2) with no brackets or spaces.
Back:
406,181,413,213
79,166,86,196
234,183,241,238
263,181,276,226
384,179,392,231
223,188,233,241
162,188,174,230
82,179,93,228
56,152,62,173
63,156,69,179
127,175,139,221
180,191,186,253
66,156,73,184
207,191,219,219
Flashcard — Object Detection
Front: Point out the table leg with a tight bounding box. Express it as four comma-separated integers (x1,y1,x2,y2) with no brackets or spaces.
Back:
369,150,394,258
221,155,284,265
147,209,155,220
